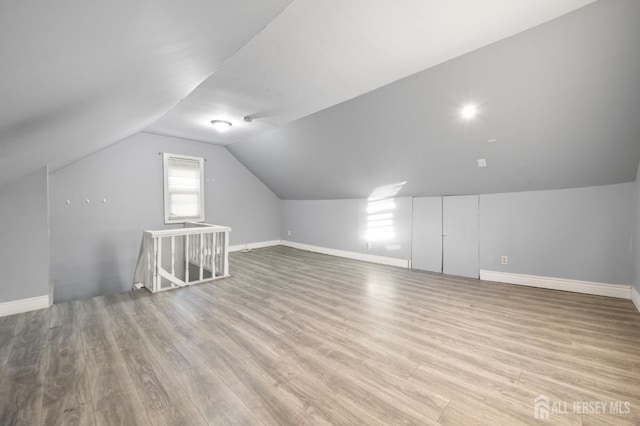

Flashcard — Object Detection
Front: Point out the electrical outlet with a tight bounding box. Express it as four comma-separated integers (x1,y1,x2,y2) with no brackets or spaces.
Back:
501,256,508,265
287,230,291,236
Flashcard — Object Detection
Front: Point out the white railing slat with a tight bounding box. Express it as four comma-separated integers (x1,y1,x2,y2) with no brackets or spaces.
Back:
185,234,190,285
214,232,217,278
199,233,204,281
171,236,176,277
223,231,229,277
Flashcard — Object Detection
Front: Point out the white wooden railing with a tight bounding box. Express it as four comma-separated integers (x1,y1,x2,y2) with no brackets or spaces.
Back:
133,222,231,293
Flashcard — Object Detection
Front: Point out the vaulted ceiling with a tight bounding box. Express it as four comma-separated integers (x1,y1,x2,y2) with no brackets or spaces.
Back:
0,0,291,185
2,0,639,200
146,0,597,145
228,0,640,199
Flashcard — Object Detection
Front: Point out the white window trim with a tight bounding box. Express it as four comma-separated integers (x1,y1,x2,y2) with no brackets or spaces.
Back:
163,152,205,224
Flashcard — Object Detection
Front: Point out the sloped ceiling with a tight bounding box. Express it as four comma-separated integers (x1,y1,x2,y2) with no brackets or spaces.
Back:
2,0,638,200
227,0,640,199
0,0,291,186
147,0,596,145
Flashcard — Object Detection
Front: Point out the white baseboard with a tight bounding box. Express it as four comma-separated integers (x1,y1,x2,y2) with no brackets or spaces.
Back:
480,270,631,299
281,240,410,268
228,239,410,268
632,287,640,312
0,295,50,317
228,240,282,253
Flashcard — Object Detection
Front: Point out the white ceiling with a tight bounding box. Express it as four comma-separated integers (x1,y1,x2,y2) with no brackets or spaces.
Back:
227,0,640,199
0,0,291,186
147,0,596,145
6,0,631,199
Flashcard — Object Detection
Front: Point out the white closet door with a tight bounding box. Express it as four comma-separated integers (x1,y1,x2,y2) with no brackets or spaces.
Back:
443,195,479,278
411,197,443,273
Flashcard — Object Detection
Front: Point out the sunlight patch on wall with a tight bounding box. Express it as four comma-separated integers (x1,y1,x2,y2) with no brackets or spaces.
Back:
365,181,406,242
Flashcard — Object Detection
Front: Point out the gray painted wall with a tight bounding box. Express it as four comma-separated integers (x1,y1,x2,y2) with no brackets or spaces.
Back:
0,167,49,303
634,163,640,294
480,183,634,285
50,132,280,302
282,183,633,287
281,197,412,261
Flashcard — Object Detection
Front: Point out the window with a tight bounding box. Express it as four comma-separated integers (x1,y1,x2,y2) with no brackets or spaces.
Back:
163,153,205,224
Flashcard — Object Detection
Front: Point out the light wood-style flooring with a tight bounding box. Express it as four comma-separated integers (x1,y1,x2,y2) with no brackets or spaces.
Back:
1,246,639,425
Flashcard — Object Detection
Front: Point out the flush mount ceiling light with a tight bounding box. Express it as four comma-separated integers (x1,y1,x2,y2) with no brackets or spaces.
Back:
211,120,232,132
461,104,478,120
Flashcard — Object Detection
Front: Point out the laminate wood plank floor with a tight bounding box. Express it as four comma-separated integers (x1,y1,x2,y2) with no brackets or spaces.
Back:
1,246,639,425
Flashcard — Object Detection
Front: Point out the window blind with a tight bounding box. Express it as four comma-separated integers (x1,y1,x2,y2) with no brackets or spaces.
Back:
164,154,204,222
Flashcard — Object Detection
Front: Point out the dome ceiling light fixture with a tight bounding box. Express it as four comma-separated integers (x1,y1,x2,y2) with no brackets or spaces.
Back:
211,120,232,132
